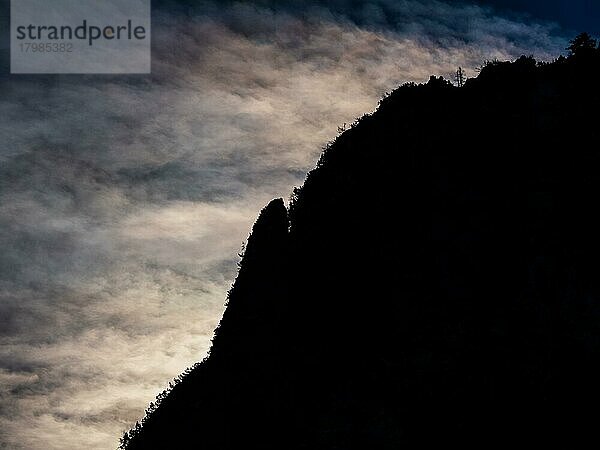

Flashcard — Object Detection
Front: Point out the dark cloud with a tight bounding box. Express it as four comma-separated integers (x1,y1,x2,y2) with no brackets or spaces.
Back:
0,1,569,448
474,0,600,34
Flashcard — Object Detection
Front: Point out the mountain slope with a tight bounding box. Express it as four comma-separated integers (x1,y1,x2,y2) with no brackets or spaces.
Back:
123,51,600,449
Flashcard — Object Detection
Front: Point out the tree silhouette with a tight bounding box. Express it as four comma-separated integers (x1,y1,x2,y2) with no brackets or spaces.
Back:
567,32,597,56
455,66,466,87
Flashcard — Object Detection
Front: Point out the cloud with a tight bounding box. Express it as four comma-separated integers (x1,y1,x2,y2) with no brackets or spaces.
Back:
0,1,568,448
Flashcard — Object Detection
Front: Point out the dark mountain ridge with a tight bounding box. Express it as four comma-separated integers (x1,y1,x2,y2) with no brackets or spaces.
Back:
122,44,600,448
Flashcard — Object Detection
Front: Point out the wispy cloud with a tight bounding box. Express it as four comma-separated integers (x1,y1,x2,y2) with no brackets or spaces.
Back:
0,1,567,448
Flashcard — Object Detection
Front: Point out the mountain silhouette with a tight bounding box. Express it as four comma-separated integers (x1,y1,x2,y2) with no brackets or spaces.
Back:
122,42,600,449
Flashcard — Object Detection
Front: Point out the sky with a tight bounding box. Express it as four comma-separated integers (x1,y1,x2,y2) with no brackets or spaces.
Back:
477,0,600,34
0,0,590,449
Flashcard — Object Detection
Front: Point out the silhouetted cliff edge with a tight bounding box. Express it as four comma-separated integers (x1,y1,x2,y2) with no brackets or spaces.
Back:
122,48,600,449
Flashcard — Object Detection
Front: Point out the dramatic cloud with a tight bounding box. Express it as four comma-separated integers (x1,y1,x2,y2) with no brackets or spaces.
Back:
0,1,568,448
